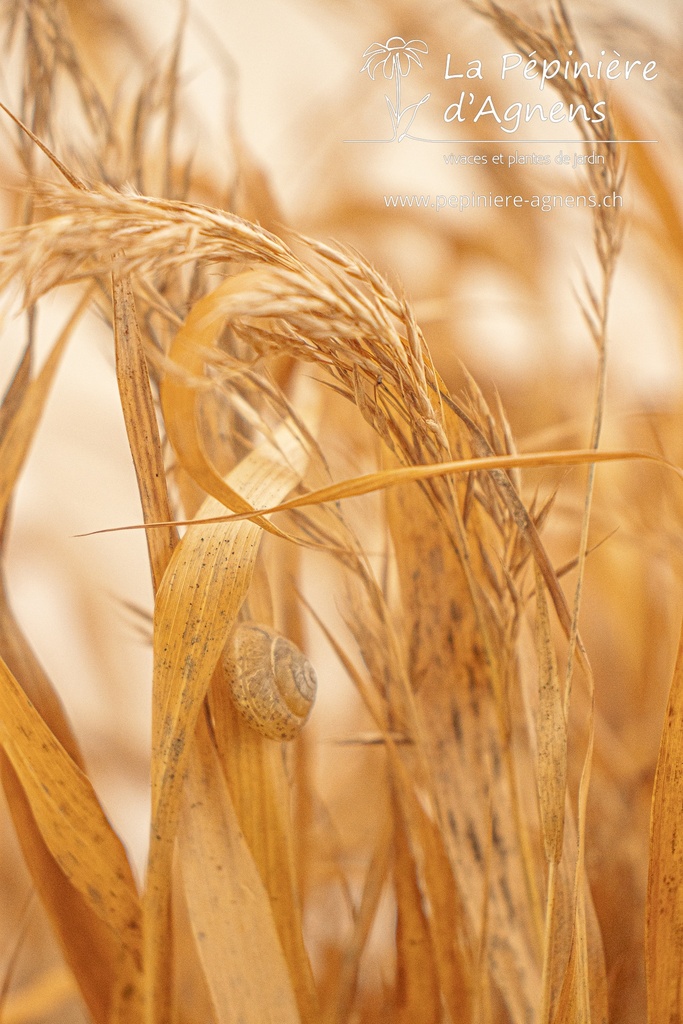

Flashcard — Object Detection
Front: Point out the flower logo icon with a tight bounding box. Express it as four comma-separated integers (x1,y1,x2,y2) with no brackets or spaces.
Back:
361,36,428,79
360,36,430,142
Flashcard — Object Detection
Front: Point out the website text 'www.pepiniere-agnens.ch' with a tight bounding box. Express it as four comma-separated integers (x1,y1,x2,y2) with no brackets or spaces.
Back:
382,192,624,213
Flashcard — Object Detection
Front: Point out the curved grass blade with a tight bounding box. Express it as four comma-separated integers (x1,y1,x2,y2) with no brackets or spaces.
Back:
0,657,143,1023
160,277,297,543
0,294,142,1023
143,418,308,1024
178,713,302,1024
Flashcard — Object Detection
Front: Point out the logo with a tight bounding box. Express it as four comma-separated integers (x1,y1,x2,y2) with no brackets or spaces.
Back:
347,37,658,145
359,37,431,142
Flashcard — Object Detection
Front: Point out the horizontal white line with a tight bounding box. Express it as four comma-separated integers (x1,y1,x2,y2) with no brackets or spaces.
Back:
344,139,658,144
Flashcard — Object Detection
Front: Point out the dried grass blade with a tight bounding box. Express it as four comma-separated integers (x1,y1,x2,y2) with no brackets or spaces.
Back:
551,926,588,1024
0,318,83,760
324,811,393,1024
355,581,478,1015
534,561,569,1023
552,726,607,1024
169,447,670,530
160,277,293,541
112,272,177,591
0,292,144,1022
0,656,143,1023
0,892,33,1020
438,383,591,676
614,102,683,266
393,799,443,1024
0,762,120,1024
208,672,320,1024
1,966,76,1024
0,290,90,522
0,339,31,445
551,872,608,1024
389,747,475,1024
112,271,181,1024
144,420,308,1024
534,562,567,864
0,100,88,192
0,569,131,1023
177,712,301,1024
386,482,537,1024
645,618,683,1024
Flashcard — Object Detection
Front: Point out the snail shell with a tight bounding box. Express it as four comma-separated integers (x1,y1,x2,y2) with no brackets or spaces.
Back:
225,622,317,740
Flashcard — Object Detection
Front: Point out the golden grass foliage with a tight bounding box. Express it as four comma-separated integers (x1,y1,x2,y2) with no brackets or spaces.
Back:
0,1,682,1022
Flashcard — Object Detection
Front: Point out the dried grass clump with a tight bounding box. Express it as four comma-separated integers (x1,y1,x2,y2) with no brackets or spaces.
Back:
0,1,682,1024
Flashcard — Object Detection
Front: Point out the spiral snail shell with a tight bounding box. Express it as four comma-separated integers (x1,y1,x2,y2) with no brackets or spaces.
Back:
224,622,317,740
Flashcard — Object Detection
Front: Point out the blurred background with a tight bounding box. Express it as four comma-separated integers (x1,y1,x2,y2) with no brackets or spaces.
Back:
1,0,682,1020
